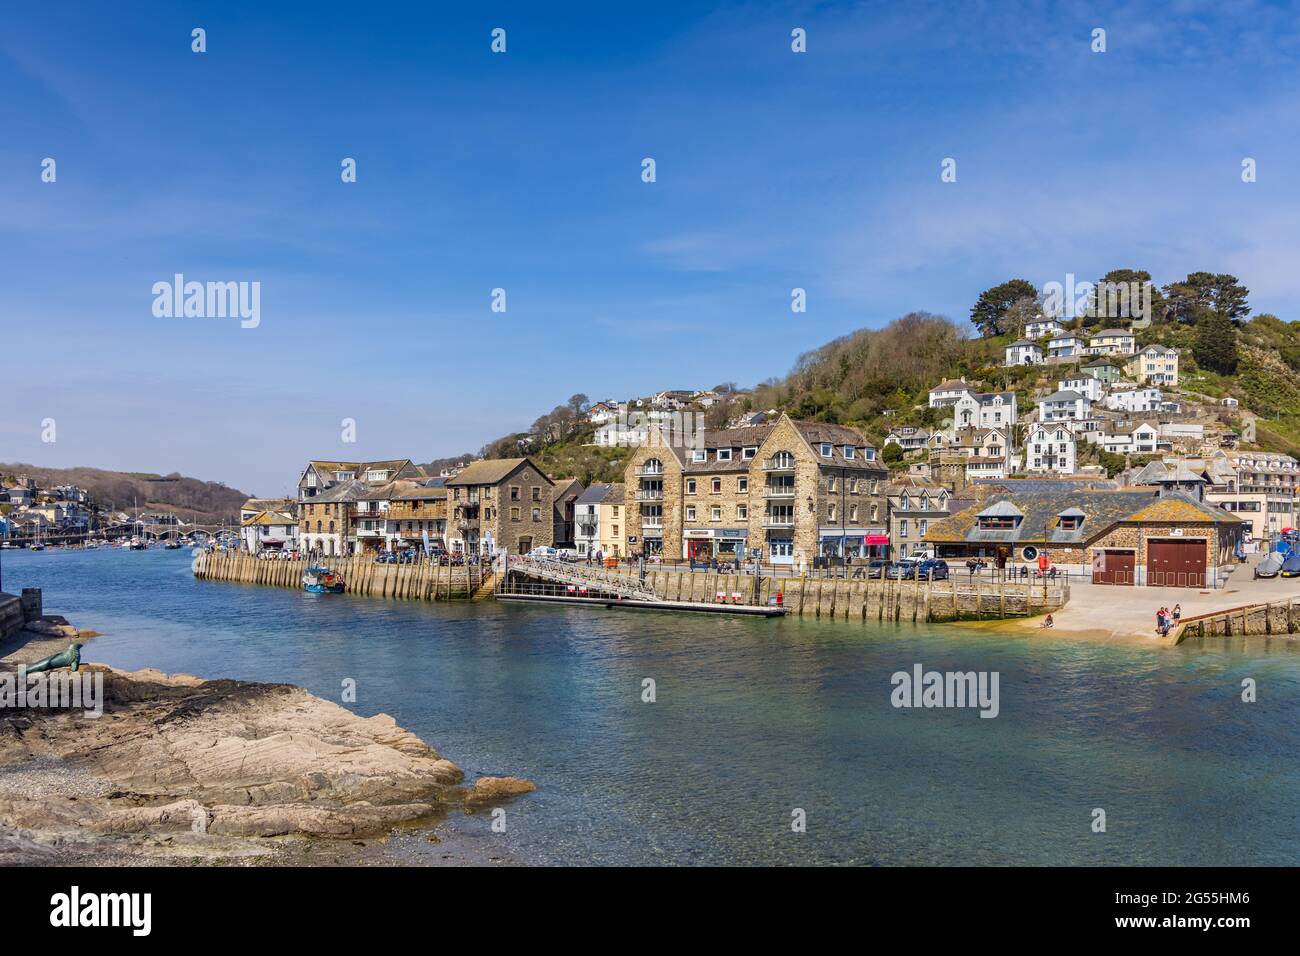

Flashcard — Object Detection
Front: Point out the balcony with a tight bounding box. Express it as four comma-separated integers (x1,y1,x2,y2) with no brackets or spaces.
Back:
761,460,796,472
636,488,663,500
642,518,663,529
634,466,664,477
762,515,795,528
762,485,796,498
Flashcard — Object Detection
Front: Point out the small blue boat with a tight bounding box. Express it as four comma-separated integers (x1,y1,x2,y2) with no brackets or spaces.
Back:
302,567,345,593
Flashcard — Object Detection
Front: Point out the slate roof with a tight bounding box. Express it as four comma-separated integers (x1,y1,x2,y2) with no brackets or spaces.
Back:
446,458,548,487
576,483,615,506
925,489,1234,547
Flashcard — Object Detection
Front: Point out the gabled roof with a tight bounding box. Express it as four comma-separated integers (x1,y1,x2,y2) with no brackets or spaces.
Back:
446,457,549,487
1041,390,1083,403
978,500,1024,518
1007,339,1041,348
1092,328,1133,337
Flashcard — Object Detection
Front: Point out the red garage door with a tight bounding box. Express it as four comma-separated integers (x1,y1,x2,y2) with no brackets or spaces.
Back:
1147,539,1206,588
1092,549,1134,585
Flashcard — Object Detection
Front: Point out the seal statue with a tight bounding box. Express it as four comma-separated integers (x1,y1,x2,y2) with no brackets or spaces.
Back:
26,643,82,674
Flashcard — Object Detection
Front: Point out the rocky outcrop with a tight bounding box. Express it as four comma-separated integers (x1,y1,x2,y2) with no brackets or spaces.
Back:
0,663,534,863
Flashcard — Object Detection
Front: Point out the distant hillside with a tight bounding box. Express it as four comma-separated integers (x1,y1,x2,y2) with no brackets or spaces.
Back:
0,463,249,524
429,273,1300,481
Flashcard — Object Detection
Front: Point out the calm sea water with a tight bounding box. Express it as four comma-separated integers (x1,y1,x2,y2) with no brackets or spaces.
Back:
5,547,1299,865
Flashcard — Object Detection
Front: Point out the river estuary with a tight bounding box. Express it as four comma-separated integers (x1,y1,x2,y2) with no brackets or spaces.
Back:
5,547,1298,865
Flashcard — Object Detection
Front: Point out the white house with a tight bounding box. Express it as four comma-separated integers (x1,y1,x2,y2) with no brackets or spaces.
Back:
587,401,622,425
1004,341,1043,367
1097,421,1160,455
1059,375,1103,402
1088,329,1137,356
1026,424,1077,475
241,510,299,553
1047,334,1085,359
952,390,1018,439
1025,317,1065,339
965,456,1009,481
1126,345,1179,386
1103,385,1162,413
1038,389,1090,422
928,378,978,408
883,426,931,453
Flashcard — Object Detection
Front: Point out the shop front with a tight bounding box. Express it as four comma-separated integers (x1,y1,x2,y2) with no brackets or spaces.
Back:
818,529,890,560
684,528,748,561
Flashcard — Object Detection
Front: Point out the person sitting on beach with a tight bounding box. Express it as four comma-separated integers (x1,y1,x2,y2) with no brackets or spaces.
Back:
1041,613,1054,628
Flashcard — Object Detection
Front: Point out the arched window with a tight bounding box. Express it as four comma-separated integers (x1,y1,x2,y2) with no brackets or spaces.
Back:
767,450,794,469
643,457,663,475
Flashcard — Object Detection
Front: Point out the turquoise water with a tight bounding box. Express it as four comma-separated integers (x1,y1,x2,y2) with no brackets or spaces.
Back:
5,547,1299,865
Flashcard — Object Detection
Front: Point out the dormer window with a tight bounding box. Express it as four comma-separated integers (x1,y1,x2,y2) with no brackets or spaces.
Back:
692,449,707,462
843,445,854,459
742,447,757,460
820,443,833,458
717,448,732,461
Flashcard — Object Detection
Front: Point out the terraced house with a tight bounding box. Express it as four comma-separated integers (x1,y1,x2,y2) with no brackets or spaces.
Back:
445,457,555,556
622,413,889,566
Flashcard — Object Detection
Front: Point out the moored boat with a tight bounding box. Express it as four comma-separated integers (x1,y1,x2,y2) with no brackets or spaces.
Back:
302,567,345,593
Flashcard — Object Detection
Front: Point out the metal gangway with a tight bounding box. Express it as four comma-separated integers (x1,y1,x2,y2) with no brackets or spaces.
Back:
506,557,662,601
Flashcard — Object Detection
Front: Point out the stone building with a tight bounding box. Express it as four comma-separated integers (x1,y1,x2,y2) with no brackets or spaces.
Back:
445,458,555,556
924,487,1238,586
622,413,889,566
298,478,363,556
552,477,585,549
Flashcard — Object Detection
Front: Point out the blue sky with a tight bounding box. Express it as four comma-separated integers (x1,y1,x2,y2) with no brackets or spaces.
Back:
5,0,1300,495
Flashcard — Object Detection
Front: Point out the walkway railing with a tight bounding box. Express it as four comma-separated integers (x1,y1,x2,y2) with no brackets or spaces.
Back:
508,556,661,601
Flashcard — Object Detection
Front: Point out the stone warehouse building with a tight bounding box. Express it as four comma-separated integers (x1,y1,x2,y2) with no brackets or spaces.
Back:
923,487,1239,587
445,457,560,556
622,413,890,565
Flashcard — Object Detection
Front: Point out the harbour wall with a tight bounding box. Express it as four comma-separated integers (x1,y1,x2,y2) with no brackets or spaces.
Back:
194,550,1067,622
192,550,496,600
1173,599,1300,645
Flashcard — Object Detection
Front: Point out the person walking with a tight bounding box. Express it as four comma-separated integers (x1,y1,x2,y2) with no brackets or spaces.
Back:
1172,603,1182,624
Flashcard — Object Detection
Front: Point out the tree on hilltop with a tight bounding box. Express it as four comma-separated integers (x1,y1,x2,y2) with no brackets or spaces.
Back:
970,279,1038,337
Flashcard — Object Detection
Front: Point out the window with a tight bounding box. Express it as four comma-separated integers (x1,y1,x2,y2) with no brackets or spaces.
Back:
686,506,697,521
820,443,833,457
870,504,879,522
511,507,520,521
692,449,706,462
510,486,519,500
737,504,748,520
864,448,876,461
977,516,1017,530
532,487,541,501
828,476,837,493
827,504,836,521
612,506,619,516
687,479,697,495
717,448,732,461
711,507,721,521
843,445,854,459
532,508,541,521
737,477,748,493
742,447,757,460
919,520,928,535
900,521,908,538
899,494,909,510
711,478,721,494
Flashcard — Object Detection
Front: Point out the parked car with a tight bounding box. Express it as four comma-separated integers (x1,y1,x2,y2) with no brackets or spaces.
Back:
856,559,890,579
915,559,950,580
1280,553,1300,578
885,561,917,580
528,546,561,560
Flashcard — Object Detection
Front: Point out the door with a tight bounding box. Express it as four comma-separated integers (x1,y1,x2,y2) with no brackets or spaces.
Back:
687,539,712,561
518,536,532,554
1147,539,1206,588
1092,549,1134,585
